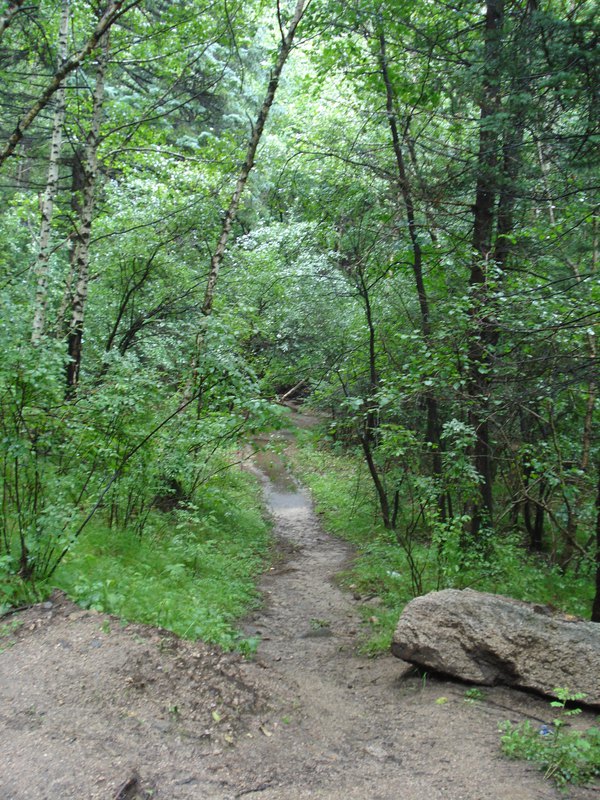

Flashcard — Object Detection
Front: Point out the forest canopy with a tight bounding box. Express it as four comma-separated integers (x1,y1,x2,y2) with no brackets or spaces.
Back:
0,0,598,626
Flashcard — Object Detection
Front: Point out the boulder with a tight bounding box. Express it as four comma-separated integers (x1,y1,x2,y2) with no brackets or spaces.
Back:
391,589,600,706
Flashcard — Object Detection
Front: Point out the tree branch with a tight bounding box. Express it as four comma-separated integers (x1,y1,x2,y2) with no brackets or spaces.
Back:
0,0,141,168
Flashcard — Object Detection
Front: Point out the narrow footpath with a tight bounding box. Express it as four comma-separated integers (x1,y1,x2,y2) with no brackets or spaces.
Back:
207,434,597,800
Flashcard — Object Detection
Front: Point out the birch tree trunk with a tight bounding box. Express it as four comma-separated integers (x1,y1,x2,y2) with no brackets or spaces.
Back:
0,0,136,168
65,33,110,395
31,0,70,346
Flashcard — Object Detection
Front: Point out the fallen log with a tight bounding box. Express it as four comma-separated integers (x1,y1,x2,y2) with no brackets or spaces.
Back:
278,379,308,404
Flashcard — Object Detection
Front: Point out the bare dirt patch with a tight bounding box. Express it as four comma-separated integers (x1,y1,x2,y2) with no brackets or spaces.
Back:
0,433,598,799
0,592,269,799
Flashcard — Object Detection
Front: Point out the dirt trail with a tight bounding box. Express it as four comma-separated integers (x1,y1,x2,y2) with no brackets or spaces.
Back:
0,428,597,799
215,437,597,800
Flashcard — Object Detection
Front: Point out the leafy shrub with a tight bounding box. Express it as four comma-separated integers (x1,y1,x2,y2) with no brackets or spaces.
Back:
500,689,600,788
289,433,595,654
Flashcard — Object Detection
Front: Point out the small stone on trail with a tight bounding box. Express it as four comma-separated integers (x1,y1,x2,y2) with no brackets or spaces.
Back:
364,743,390,761
173,775,197,786
68,611,88,621
302,627,333,638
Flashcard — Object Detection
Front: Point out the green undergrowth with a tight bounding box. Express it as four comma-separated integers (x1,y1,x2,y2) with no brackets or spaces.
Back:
500,689,600,789
54,465,270,653
288,430,594,655
0,573,43,613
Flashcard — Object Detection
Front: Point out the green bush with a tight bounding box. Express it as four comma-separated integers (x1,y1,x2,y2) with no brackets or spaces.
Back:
289,432,595,654
500,689,600,788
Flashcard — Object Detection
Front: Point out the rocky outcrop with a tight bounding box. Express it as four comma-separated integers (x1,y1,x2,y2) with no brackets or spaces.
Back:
391,589,600,706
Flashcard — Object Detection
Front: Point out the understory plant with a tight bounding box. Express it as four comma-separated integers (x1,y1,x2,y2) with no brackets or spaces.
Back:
499,688,600,788
289,430,595,654
53,462,271,653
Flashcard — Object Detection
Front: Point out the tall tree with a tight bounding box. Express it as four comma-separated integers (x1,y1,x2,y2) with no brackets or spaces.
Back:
0,0,140,168
377,26,445,519
466,0,504,538
200,0,311,318
31,0,70,345
190,0,311,395
65,31,111,394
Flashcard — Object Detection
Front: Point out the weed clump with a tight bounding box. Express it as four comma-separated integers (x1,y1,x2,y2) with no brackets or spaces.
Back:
499,688,600,788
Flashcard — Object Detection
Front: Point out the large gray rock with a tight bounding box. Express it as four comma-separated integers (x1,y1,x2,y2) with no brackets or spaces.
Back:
391,589,600,706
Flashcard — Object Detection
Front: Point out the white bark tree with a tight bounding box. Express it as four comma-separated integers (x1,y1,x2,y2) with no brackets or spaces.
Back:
189,0,310,395
31,0,70,346
0,0,139,168
65,32,111,393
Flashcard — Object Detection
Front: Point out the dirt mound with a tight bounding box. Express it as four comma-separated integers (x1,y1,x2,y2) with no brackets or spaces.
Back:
0,591,270,799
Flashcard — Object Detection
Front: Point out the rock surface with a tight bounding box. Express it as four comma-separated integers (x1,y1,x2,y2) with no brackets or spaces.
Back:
392,588,600,706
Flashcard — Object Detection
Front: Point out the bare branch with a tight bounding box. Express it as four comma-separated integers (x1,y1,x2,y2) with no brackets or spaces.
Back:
0,0,141,168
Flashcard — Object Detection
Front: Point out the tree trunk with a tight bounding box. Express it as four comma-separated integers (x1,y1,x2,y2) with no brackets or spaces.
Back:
592,466,600,622
188,0,308,396
65,33,110,394
378,28,445,518
360,432,392,529
357,269,392,528
200,0,308,319
31,0,70,345
467,0,504,538
0,0,25,41
570,214,597,474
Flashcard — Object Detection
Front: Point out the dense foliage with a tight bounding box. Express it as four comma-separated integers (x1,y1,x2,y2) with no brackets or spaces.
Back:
0,0,598,625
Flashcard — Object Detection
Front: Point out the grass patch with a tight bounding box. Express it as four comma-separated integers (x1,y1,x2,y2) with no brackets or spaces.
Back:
288,430,595,654
54,464,270,653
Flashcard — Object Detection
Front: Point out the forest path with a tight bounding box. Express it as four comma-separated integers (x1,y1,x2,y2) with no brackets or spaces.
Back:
0,422,597,800
207,427,595,800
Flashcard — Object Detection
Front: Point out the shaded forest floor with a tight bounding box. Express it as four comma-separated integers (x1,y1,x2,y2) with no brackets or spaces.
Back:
0,429,598,800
